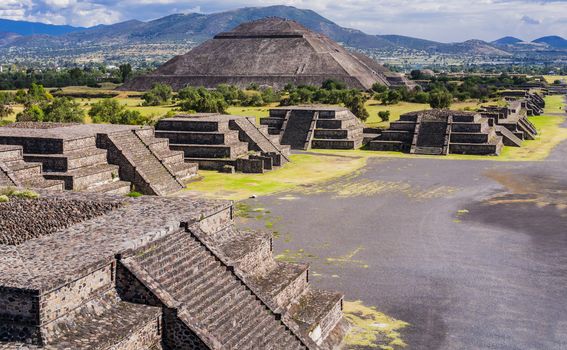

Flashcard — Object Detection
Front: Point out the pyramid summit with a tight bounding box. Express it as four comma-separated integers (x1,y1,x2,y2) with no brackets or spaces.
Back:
122,17,412,91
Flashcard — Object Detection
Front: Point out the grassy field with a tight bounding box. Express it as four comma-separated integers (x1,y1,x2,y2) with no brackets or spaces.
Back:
543,75,566,84
185,153,367,200
544,94,565,114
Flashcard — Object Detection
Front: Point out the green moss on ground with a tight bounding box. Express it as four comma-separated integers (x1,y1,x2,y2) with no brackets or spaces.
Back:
344,300,409,349
544,95,565,114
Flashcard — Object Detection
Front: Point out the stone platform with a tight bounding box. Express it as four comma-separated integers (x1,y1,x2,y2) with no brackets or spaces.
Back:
0,191,347,349
367,109,504,155
155,114,291,173
0,123,198,195
261,106,364,150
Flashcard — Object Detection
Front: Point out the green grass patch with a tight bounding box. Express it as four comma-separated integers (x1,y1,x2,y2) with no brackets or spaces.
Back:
344,300,409,349
544,95,565,114
185,153,367,200
126,191,143,198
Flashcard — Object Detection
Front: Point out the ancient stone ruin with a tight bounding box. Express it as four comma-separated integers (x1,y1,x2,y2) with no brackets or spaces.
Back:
0,191,348,349
122,17,414,91
261,106,364,150
367,109,504,155
479,101,538,145
0,123,197,195
500,90,545,116
155,114,291,173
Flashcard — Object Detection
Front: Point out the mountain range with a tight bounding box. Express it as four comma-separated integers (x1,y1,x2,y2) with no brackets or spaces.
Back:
0,6,565,62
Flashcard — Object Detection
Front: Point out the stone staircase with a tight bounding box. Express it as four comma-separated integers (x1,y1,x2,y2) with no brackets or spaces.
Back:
191,222,347,349
103,130,185,196
368,110,504,156
156,114,290,173
262,106,363,150
19,136,132,195
0,145,64,190
121,228,308,350
230,117,291,167
280,110,317,150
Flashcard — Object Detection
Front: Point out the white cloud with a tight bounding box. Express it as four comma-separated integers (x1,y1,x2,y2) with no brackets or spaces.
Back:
2,0,566,41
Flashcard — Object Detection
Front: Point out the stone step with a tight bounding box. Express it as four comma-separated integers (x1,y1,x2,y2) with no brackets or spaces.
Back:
20,176,65,191
311,138,362,150
249,262,309,310
388,121,416,131
451,122,483,133
0,145,23,162
171,142,249,159
215,228,274,275
85,180,131,195
450,132,492,144
23,148,108,172
166,162,198,183
313,126,363,140
378,130,414,142
151,148,185,165
47,291,162,349
288,288,343,345
366,140,407,152
155,130,240,145
156,119,230,132
4,160,42,179
43,164,120,191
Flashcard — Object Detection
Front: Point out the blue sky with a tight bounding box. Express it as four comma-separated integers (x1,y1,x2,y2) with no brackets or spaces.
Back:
1,0,566,42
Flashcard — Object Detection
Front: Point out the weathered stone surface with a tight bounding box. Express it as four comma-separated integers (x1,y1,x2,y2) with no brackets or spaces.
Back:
367,109,504,155
156,114,290,173
0,191,347,349
262,106,364,150
121,18,413,91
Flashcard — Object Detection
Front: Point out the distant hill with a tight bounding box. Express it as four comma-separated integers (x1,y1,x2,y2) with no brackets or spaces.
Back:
0,32,21,46
532,36,567,49
0,18,84,36
0,5,565,62
492,36,523,45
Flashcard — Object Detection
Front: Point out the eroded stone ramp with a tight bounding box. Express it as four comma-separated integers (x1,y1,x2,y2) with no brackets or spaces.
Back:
121,229,307,349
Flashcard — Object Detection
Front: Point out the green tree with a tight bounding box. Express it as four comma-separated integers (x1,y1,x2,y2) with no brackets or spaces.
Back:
43,97,85,123
119,64,132,83
371,82,388,93
345,94,369,122
142,83,172,106
16,105,45,122
429,90,453,109
0,104,13,121
89,98,126,123
382,89,402,105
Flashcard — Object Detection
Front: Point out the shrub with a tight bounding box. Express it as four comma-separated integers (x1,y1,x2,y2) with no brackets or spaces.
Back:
429,90,453,109
127,191,143,198
142,83,172,106
378,110,390,122
0,195,8,203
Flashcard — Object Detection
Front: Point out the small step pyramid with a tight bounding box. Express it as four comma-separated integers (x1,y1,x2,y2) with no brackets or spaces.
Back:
0,123,198,195
155,113,291,173
262,106,364,150
367,109,504,155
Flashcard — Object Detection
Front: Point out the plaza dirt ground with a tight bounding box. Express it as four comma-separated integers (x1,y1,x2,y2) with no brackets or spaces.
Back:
232,115,567,348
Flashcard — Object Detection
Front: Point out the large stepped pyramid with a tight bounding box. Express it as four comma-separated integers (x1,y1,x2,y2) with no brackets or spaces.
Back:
262,106,364,150
0,123,198,195
1,192,347,349
155,114,291,173
367,109,504,156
